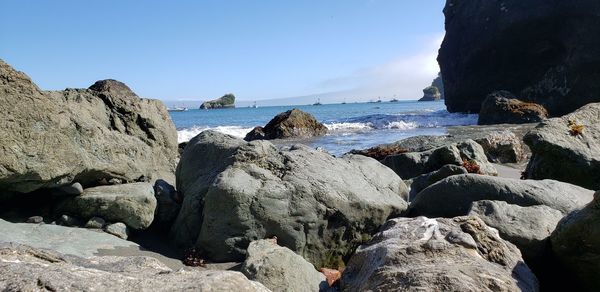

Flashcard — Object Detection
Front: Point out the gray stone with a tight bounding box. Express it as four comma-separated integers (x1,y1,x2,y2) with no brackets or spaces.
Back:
474,131,527,163
105,222,129,240
468,200,563,261
84,217,106,229
55,182,156,230
0,243,270,292
551,191,600,291
56,182,84,196
340,216,538,291
153,179,180,227
478,91,549,125
524,102,600,190
241,239,326,292
0,59,178,197
172,131,408,268
381,139,496,179
57,214,82,227
409,174,594,218
408,164,467,200
25,216,43,224
244,109,328,141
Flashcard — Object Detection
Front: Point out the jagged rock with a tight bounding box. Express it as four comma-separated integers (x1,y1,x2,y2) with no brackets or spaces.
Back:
551,191,600,291
468,200,563,262
409,174,594,218
478,91,548,125
381,139,497,179
84,217,106,229
524,103,600,190
439,0,600,116
241,239,326,292
0,59,178,198
340,216,538,291
172,131,408,268
55,182,156,230
199,93,236,109
474,131,527,163
105,222,129,240
408,164,468,200
244,109,327,141
418,85,441,101
0,243,270,292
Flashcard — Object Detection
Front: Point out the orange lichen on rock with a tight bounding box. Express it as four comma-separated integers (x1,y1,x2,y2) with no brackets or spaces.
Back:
320,267,343,287
462,159,481,174
568,120,584,136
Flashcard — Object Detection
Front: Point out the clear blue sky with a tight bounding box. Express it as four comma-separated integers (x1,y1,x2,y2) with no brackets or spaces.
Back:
0,1,445,105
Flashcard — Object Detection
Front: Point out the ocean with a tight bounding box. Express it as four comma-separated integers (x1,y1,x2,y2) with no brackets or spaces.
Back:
170,100,478,156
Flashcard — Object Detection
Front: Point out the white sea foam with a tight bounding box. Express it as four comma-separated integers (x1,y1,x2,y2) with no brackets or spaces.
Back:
177,125,254,143
324,122,373,131
384,121,418,130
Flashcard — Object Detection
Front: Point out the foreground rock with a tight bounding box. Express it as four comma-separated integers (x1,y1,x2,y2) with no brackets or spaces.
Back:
241,239,326,292
438,0,600,116
468,200,563,262
478,91,548,125
341,216,538,291
551,191,600,291
172,131,408,267
407,164,467,200
381,139,497,179
524,102,600,190
409,174,594,218
0,243,269,292
0,59,178,197
200,93,236,109
245,109,327,141
54,182,156,230
474,130,526,163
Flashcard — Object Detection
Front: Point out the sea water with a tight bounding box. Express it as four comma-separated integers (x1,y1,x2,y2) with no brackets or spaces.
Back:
170,100,478,156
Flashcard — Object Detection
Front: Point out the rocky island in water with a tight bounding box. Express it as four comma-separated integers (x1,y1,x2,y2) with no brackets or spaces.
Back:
2,0,600,291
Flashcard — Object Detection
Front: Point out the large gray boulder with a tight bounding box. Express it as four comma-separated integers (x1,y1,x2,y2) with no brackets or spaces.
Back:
245,109,328,141
407,164,468,200
241,239,326,292
474,130,527,163
409,174,594,218
55,182,156,230
438,0,600,117
0,59,178,197
172,131,408,268
551,191,600,291
381,139,497,179
468,200,563,262
524,103,600,190
340,216,538,291
478,91,549,125
0,243,270,292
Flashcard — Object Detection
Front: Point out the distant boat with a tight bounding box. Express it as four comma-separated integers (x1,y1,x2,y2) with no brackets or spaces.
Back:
376,97,382,103
390,98,399,102
341,98,347,105
250,101,258,108
168,106,188,112
313,98,322,106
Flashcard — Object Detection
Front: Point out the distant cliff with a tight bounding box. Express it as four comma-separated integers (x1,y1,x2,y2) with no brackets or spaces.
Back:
419,73,444,101
200,94,235,109
438,0,600,116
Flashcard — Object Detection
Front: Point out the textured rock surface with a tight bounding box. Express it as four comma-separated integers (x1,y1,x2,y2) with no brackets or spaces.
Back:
0,219,137,258
418,85,441,101
55,182,157,230
469,200,563,261
172,131,408,267
474,130,527,163
105,222,130,239
0,243,270,292
409,174,594,218
551,191,600,291
153,179,181,228
478,91,548,125
340,216,538,291
245,109,327,141
438,0,600,116
408,164,467,200
200,93,236,109
0,59,178,197
382,139,497,179
241,239,326,292
524,103,600,190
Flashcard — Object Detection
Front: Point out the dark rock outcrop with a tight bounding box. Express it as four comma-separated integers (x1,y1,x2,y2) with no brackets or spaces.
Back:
341,216,538,291
172,131,408,268
244,109,327,141
418,86,441,101
524,102,600,190
438,0,600,116
0,59,178,197
478,91,548,125
199,93,235,109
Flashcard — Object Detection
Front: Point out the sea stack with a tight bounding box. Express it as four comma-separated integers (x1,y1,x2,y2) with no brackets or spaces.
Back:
199,93,236,109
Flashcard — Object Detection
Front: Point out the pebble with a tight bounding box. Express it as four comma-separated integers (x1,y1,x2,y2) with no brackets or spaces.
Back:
26,216,43,224
104,222,129,239
85,217,106,229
